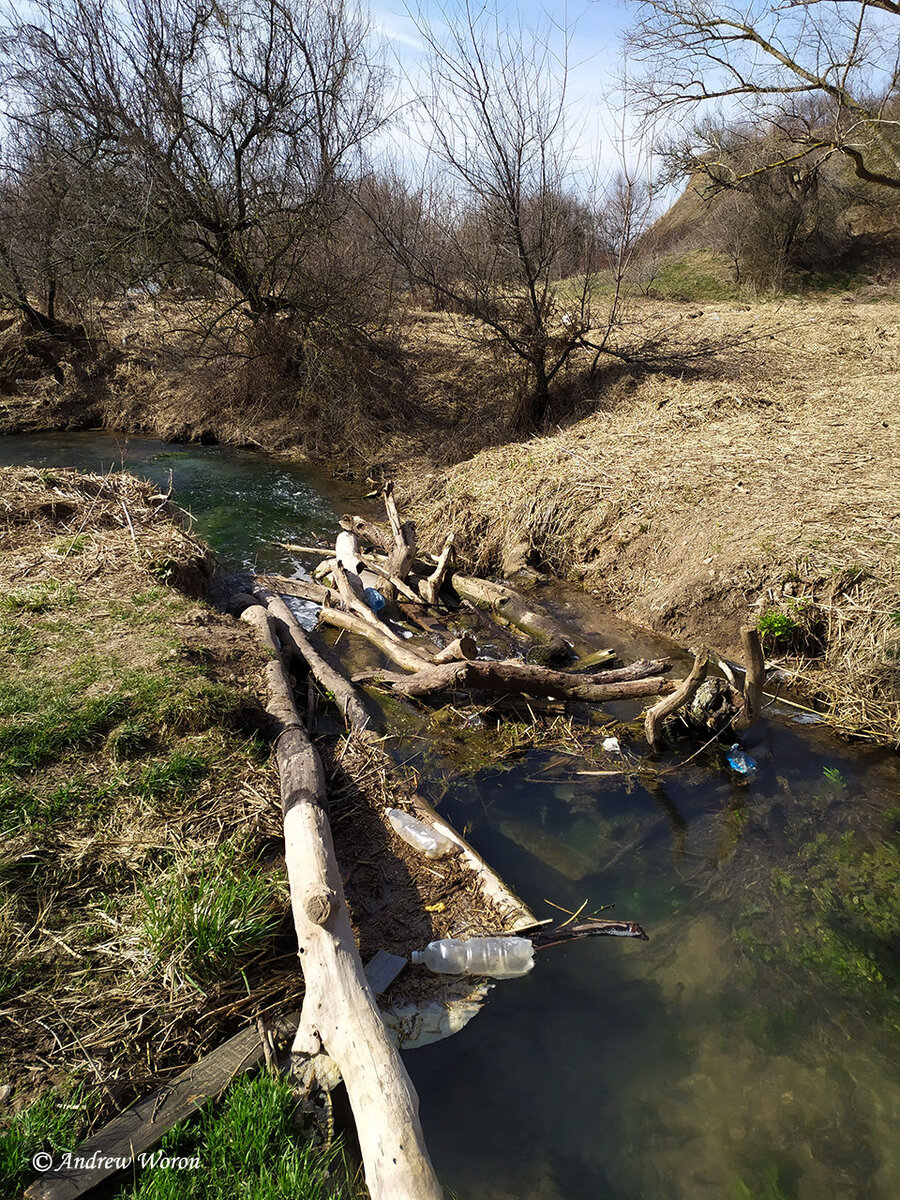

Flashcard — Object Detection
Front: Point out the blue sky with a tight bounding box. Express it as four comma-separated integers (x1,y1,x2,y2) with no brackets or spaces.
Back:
369,0,646,176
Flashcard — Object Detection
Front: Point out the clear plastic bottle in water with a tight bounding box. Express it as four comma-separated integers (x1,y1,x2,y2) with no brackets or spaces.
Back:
385,808,455,859
726,743,758,777
411,936,535,978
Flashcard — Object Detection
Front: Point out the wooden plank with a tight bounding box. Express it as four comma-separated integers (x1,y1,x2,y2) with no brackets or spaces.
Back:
25,1014,299,1200
364,950,408,995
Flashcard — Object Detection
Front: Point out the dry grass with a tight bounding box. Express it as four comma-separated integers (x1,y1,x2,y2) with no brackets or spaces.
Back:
404,296,900,744
0,468,309,1116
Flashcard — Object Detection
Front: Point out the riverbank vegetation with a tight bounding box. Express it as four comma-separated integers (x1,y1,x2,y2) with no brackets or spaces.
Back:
0,467,365,1195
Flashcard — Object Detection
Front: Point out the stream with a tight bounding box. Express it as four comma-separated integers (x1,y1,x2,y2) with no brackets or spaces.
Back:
2,432,898,1200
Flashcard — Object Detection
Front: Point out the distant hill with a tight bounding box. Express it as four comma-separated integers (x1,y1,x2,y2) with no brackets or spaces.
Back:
643,160,900,291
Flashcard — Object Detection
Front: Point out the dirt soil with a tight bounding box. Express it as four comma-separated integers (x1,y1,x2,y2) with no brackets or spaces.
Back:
403,296,900,743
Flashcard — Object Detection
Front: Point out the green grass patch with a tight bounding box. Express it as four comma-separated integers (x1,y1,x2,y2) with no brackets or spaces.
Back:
0,580,78,615
646,251,739,302
139,750,209,805
139,841,284,987
50,534,87,557
0,693,133,771
0,1082,100,1195
111,1072,363,1200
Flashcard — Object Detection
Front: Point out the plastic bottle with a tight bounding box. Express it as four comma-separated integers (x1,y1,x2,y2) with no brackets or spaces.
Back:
411,936,535,978
726,743,758,777
385,808,455,859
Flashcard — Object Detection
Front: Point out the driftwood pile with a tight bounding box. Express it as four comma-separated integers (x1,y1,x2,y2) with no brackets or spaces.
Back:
267,481,764,745
224,483,718,1199
21,482,765,1200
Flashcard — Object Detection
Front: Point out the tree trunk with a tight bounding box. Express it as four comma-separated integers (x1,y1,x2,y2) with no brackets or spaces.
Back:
733,625,765,733
450,574,572,664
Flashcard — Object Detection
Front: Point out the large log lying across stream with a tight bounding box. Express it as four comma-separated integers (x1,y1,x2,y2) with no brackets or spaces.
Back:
239,600,443,1200
355,659,673,704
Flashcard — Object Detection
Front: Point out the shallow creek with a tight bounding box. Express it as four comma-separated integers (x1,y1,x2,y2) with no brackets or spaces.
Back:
2,433,898,1200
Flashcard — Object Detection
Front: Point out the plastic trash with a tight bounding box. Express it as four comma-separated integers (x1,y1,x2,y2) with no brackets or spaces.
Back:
602,736,621,753
726,743,758,777
411,936,535,978
385,808,455,859
363,586,386,612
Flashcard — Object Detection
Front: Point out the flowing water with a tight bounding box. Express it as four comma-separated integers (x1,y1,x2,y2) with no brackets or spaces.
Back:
2,432,898,1200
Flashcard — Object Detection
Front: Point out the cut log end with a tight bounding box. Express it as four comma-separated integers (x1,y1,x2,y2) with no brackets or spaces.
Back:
303,887,338,927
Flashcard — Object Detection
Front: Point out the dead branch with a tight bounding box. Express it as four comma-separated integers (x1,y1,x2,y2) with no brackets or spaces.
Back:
253,585,381,737
644,650,709,751
421,532,455,606
354,659,672,705
585,658,670,682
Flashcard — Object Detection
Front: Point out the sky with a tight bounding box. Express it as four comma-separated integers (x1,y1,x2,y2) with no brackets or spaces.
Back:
368,0,649,179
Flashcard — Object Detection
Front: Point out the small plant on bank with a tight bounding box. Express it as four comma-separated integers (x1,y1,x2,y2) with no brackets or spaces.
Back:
756,609,799,648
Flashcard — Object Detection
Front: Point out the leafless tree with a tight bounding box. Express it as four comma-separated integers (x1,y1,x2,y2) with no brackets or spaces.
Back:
675,120,855,288
0,0,387,329
364,1,621,433
628,0,900,192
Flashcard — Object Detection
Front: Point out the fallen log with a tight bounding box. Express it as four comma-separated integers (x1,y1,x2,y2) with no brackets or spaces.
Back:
644,650,709,751
432,635,478,664
239,601,443,1200
332,561,405,642
354,659,673,705
259,572,327,606
450,574,572,665
253,586,382,737
340,513,390,554
583,658,670,682
317,605,438,672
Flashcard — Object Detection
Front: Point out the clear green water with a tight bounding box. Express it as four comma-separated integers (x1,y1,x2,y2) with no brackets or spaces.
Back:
1,431,898,1200
0,432,344,577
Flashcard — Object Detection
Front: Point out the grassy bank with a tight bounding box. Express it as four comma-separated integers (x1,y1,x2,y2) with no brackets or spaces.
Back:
0,467,357,1195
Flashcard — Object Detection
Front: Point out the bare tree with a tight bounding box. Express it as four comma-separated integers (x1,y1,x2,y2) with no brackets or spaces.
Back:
628,0,900,192
364,1,616,433
0,0,387,327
